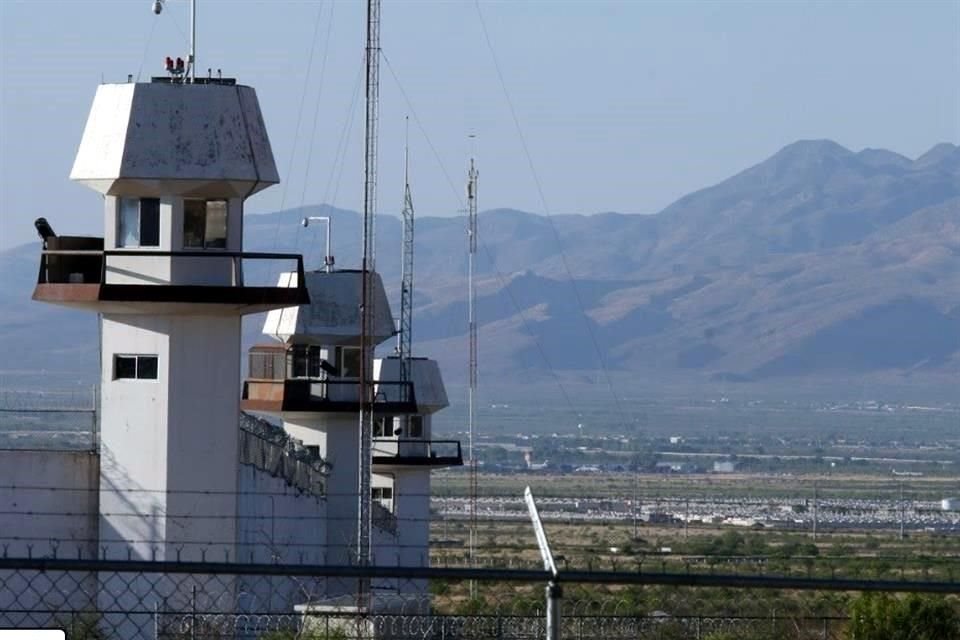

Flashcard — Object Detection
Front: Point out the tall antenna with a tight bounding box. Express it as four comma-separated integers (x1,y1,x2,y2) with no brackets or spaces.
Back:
467,158,479,578
357,0,381,574
398,118,414,383
189,0,196,82
151,0,197,82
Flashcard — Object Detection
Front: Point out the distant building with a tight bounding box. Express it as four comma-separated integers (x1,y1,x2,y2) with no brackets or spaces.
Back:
941,498,960,511
654,461,698,474
713,460,738,473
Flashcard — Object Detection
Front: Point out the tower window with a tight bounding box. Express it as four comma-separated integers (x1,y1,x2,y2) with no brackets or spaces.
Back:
118,198,160,247
372,486,393,510
114,355,159,380
290,345,324,379
408,415,424,439
183,199,228,249
338,347,362,379
374,416,395,438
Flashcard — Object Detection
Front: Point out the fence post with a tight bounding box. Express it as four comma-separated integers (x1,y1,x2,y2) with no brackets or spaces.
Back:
546,581,561,640
822,616,828,640
190,585,197,640
696,615,702,640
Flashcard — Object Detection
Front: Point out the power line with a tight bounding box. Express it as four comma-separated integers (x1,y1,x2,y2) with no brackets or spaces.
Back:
379,51,579,416
473,0,630,433
270,0,329,252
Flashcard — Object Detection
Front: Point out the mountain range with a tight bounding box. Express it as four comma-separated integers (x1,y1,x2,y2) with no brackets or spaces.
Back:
1,139,958,398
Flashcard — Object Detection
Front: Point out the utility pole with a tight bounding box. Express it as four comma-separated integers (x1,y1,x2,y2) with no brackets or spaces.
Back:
812,482,819,542
467,158,479,593
899,482,905,541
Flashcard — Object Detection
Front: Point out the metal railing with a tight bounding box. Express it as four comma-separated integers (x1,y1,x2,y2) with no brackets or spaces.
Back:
372,439,463,465
36,240,305,289
244,379,417,410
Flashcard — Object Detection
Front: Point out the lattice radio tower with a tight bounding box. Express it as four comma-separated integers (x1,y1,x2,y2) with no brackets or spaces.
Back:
357,0,381,573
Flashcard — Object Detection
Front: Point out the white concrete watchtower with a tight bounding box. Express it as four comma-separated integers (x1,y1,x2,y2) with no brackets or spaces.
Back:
242,269,461,575
33,77,308,562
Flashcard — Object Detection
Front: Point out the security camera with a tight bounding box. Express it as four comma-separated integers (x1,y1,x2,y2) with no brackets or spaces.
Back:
301,218,310,227
152,0,164,15
393,427,404,437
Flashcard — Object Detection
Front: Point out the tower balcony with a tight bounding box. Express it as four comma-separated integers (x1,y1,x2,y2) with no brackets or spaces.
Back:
372,438,463,468
241,344,419,414
32,236,308,315
241,378,417,414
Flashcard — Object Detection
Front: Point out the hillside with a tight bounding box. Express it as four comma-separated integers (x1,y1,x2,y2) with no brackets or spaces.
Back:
1,140,958,396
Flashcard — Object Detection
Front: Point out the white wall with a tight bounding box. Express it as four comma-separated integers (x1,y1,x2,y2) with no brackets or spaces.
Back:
238,465,327,611
100,314,242,562
0,450,99,627
100,314,169,560
166,315,241,561
283,415,359,567
0,450,99,558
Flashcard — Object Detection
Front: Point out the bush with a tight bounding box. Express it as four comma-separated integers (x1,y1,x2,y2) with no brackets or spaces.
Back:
846,593,960,640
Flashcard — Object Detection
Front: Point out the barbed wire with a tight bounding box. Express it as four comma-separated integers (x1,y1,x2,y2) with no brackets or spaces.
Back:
3,557,958,639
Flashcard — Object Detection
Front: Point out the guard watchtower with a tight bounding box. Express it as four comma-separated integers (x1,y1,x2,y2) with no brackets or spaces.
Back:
242,269,461,575
32,77,308,561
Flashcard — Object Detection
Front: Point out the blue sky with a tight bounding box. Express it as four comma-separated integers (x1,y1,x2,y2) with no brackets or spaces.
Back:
1,0,958,249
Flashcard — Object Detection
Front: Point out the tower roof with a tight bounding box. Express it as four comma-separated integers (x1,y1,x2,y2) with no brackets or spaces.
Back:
263,270,395,346
70,81,279,197
375,357,449,412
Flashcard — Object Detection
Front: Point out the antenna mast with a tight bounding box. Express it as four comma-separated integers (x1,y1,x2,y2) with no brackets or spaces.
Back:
357,0,381,572
399,120,414,382
467,158,479,576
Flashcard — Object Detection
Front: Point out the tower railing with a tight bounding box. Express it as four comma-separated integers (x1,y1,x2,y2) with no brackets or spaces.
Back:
371,439,463,467
242,378,417,414
37,245,305,289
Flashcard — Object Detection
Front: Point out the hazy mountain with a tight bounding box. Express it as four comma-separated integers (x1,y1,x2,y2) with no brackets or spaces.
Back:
1,140,958,395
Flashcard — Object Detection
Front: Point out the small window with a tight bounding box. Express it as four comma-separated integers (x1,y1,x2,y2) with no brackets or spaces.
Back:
184,199,228,249
117,198,160,248
372,487,393,501
374,416,395,438
339,347,362,379
408,415,424,439
290,345,323,379
114,355,159,380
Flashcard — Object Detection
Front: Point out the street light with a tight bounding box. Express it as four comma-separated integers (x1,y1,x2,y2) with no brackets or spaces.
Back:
302,216,334,272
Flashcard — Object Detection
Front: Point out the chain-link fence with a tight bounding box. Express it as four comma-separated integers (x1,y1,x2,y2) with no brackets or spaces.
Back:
8,555,958,640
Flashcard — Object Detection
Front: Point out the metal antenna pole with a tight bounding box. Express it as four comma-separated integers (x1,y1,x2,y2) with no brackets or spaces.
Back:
357,0,381,578
467,159,479,582
301,216,333,272
525,487,561,640
398,118,414,383
189,0,196,82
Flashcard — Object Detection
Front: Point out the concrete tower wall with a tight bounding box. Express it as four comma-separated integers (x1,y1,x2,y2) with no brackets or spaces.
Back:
99,314,241,561
284,415,359,567
99,315,170,558
166,315,241,561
